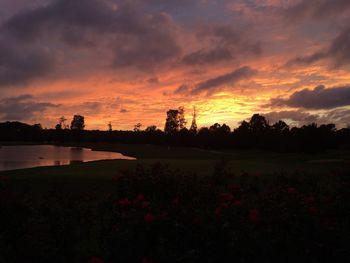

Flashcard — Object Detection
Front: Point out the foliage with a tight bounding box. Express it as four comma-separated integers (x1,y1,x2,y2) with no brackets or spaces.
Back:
70,115,85,130
1,113,350,152
0,164,349,262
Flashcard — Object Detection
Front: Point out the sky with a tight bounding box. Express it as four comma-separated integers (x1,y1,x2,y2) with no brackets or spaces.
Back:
1,0,350,130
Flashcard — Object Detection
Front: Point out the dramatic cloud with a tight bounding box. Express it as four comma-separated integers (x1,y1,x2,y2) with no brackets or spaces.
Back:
286,26,350,67
191,66,257,95
182,48,233,65
1,0,350,128
175,66,257,96
284,0,350,21
0,38,54,87
182,25,261,66
0,0,182,86
0,95,58,120
264,110,320,124
270,85,350,109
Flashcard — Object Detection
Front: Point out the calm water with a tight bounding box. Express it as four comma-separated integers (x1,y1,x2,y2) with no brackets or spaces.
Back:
0,145,136,171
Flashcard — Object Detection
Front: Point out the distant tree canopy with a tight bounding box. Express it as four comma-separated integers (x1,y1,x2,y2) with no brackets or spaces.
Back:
145,125,158,132
1,112,350,153
70,115,85,130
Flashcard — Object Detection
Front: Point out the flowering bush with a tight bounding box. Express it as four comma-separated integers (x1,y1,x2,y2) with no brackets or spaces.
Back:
0,162,349,262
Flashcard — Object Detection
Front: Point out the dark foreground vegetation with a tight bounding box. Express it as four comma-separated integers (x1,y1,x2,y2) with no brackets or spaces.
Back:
1,163,349,262
1,114,350,152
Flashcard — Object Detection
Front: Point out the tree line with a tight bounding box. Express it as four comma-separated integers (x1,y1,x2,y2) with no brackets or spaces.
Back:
1,110,350,152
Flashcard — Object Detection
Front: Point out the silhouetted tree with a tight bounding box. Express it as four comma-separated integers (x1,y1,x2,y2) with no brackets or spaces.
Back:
70,115,85,130
249,114,269,132
235,120,250,133
134,123,142,132
56,116,68,130
190,106,198,133
145,125,157,132
272,120,289,133
178,106,187,130
164,109,180,134
33,123,43,130
108,122,113,131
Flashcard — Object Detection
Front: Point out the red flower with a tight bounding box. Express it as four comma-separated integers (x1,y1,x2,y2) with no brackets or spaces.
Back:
214,207,222,218
287,187,296,194
304,196,315,204
141,201,151,209
220,193,234,202
232,200,241,207
172,197,180,206
160,212,169,220
88,257,104,263
135,194,145,202
248,209,259,223
308,207,318,215
228,184,240,191
192,216,203,225
142,258,153,263
118,198,131,207
144,213,155,222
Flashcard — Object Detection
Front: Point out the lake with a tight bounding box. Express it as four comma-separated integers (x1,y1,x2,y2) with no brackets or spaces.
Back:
0,145,136,171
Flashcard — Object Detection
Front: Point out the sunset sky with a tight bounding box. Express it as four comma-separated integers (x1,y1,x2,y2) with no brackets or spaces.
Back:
1,0,350,130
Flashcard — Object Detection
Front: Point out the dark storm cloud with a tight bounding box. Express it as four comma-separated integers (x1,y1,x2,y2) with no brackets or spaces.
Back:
286,26,350,67
0,95,58,120
2,0,118,41
264,110,320,124
2,0,181,68
323,108,350,125
285,51,327,67
175,66,257,95
174,84,190,94
182,48,233,65
327,27,350,67
0,0,181,86
111,12,181,70
285,0,350,21
265,108,350,127
0,39,54,86
192,66,257,95
270,85,350,109
182,25,262,66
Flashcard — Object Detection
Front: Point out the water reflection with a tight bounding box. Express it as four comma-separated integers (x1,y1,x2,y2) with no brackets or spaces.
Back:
0,145,135,171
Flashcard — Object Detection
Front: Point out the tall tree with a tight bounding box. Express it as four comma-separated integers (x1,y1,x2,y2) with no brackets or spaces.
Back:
249,114,269,132
70,115,85,130
190,106,198,133
178,106,187,130
164,109,179,134
164,106,187,134
56,116,67,130
134,123,142,132
108,122,113,131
